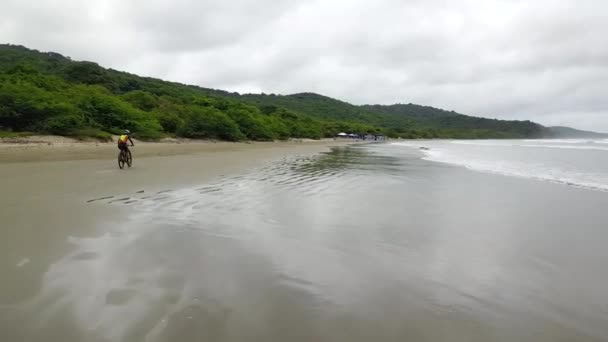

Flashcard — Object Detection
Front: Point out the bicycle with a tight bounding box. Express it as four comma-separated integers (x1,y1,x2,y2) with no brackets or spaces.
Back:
118,148,132,169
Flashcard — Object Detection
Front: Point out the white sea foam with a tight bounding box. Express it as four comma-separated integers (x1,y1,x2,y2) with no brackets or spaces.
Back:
522,139,591,144
449,141,514,147
520,144,608,151
392,142,608,192
450,140,608,149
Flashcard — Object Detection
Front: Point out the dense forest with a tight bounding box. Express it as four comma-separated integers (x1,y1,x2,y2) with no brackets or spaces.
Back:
241,93,546,139
0,44,591,141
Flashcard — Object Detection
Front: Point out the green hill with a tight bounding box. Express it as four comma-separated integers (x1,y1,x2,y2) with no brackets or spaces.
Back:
0,45,381,141
238,93,546,139
1,44,597,141
362,103,546,138
545,126,608,139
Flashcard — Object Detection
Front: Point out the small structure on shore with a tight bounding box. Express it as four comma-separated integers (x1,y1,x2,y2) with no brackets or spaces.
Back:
336,132,359,139
361,134,386,141
374,134,386,141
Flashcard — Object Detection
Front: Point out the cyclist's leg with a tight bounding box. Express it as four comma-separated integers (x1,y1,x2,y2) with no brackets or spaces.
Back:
119,144,127,162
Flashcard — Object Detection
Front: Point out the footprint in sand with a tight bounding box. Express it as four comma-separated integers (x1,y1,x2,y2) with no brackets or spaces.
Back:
108,197,130,204
86,196,114,203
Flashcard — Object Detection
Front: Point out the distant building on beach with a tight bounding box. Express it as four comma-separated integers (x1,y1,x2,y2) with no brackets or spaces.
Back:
335,132,386,141
336,132,386,141
374,134,386,141
363,134,386,141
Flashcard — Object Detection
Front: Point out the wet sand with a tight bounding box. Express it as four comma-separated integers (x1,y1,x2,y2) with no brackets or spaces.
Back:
0,140,354,305
2,141,607,341
0,138,347,163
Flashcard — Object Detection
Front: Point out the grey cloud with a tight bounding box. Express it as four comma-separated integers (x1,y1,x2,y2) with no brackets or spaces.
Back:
1,0,607,131
119,0,301,52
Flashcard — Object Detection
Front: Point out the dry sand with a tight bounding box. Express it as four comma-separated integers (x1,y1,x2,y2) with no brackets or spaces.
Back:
0,136,350,163
0,138,356,305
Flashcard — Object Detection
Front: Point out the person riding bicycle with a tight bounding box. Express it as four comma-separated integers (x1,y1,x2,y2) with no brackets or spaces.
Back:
118,130,134,153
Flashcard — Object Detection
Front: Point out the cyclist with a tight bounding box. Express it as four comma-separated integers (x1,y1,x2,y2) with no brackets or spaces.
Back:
118,130,135,154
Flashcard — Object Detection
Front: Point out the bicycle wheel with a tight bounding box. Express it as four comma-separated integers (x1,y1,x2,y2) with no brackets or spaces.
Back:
126,150,132,167
118,151,125,169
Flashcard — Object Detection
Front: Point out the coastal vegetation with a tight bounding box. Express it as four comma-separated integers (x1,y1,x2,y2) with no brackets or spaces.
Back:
1,44,595,141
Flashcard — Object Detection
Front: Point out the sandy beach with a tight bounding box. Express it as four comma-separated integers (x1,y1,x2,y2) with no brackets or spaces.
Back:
0,136,354,163
0,138,355,305
2,139,608,342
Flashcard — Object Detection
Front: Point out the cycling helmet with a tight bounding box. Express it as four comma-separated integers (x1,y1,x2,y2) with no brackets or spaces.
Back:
124,130,131,134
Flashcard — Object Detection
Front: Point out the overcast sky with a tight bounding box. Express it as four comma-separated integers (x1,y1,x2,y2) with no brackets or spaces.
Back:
2,0,607,131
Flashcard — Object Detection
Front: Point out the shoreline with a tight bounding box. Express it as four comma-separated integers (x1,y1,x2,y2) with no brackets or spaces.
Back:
3,138,608,341
0,135,363,163
1,138,362,305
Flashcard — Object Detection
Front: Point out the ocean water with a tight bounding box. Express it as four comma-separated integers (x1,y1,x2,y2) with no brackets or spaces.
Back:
393,138,608,191
5,142,608,342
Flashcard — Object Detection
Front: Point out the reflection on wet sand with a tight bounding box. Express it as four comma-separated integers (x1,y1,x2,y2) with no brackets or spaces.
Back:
3,145,608,341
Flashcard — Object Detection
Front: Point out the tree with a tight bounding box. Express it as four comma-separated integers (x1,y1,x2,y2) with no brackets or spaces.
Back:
179,107,244,141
